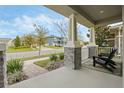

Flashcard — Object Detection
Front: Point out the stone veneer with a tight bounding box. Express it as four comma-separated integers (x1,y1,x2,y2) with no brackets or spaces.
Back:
64,47,81,70
0,51,5,87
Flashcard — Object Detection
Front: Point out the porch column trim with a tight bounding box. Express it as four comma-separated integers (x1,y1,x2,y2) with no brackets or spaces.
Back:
89,27,96,45
87,27,98,58
65,13,80,48
64,13,81,70
69,13,77,41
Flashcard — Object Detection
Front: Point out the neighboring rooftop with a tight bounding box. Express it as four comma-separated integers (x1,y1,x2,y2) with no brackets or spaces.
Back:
0,38,11,42
46,35,64,39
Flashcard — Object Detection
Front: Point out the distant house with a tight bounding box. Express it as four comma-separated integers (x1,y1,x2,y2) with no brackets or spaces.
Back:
0,38,12,46
46,35,66,47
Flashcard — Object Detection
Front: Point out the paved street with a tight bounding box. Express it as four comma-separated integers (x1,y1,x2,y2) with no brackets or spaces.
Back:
6,48,64,61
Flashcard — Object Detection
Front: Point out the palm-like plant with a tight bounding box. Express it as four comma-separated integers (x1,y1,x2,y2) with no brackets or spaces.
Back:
7,59,23,74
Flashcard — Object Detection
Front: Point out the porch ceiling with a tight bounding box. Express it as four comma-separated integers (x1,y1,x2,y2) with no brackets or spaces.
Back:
46,5,122,27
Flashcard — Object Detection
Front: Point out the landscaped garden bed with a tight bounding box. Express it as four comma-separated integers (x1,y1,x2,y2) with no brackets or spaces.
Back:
7,59,28,85
34,53,64,71
6,53,64,85
34,59,64,71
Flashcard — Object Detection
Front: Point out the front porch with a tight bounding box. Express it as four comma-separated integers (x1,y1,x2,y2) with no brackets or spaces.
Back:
8,66,122,88
0,5,123,88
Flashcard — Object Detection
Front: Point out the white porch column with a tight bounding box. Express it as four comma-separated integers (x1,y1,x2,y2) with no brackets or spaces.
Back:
67,13,80,47
90,27,96,45
88,27,98,58
64,13,81,70
69,13,77,41
122,6,124,88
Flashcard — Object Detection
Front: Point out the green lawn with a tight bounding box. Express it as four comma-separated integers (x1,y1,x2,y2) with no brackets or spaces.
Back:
34,59,50,67
7,46,63,53
20,52,64,61
7,47,38,53
34,59,64,68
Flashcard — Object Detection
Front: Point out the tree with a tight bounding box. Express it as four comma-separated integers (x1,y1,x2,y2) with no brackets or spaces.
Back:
54,20,83,44
95,26,111,47
54,20,68,41
22,34,35,48
33,24,48,56
14,36,21,48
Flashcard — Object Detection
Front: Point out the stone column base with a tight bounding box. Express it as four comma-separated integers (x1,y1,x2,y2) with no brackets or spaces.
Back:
0,43,6,88
64,47,81,70
0,51,5,88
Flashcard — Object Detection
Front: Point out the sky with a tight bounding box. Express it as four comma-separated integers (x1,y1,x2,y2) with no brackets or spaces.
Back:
0,5,89,41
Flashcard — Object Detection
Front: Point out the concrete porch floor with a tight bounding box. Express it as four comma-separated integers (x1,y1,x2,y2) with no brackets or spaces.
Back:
8,66,122,88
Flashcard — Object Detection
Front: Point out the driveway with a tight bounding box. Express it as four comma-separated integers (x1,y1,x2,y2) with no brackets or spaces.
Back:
6,48,64,61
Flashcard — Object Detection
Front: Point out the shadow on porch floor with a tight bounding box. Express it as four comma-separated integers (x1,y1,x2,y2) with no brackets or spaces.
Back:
82,57,122,77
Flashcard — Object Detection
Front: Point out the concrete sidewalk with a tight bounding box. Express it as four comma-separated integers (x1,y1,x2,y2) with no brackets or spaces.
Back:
23,57,49,78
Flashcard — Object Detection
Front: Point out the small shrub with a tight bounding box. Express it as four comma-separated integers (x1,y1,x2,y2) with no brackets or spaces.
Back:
59,53,64,60
49,54,58,62
7,59,23,74
46,62,60,71
8,71,27,85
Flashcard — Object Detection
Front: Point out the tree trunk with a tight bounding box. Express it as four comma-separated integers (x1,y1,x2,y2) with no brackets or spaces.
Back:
39,45,41,56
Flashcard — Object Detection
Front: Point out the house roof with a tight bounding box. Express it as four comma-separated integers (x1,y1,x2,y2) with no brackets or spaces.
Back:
46,35,64,39
0,38,11,43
